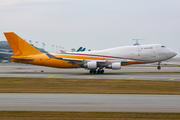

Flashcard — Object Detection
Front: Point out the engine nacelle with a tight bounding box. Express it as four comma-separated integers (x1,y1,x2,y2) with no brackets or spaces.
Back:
106,62,121,70
84,61,97,69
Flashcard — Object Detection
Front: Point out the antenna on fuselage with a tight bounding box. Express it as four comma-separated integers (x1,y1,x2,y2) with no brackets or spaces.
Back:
132,39,145,46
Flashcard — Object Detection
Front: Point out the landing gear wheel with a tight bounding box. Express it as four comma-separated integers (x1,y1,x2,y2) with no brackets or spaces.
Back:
97,69,104,74
157,62,161,70
93,70,96,74
89,69,104,74
89,69,96,74
100,70,104,74
157,66,161,70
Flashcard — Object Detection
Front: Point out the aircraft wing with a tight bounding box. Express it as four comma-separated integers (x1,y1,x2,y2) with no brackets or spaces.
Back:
46,53,128,67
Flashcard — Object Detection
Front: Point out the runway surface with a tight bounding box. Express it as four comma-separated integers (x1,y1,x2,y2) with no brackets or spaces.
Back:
0,93,180,113
0,64,180,113
0,63,179,81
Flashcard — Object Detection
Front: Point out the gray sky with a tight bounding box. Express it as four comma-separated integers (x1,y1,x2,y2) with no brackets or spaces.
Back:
0,0,180,56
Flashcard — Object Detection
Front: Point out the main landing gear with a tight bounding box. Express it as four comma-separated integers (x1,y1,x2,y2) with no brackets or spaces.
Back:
89,69,96,74
157,62,161,70
89,69,104,74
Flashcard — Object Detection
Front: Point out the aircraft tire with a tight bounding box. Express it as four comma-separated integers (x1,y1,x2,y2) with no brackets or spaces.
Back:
90,70,96,74
89,70,93,74
157,66,161,70
101,70,104,74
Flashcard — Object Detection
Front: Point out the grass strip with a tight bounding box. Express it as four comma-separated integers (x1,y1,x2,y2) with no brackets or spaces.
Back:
0,78,180,94
0,111,180,120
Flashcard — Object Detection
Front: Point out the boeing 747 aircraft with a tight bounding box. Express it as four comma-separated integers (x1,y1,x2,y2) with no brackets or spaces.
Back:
4,32,177,74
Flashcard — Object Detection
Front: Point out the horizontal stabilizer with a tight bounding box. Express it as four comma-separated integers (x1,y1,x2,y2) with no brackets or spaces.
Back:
11,58,34,61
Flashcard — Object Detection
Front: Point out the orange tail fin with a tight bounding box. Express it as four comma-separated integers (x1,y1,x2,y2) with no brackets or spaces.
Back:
4,32,42,56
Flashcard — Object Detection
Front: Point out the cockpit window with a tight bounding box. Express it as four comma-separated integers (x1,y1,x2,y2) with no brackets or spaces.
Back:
161,46,166,48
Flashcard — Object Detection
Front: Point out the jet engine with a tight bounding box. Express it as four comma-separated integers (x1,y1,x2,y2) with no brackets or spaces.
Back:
84,61,97,69
106,62,121,70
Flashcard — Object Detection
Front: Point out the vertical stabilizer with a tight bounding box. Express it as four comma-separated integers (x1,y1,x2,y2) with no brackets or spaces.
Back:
4,32,42,56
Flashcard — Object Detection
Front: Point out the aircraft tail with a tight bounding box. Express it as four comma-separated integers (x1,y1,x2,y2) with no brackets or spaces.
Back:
4,32,42,56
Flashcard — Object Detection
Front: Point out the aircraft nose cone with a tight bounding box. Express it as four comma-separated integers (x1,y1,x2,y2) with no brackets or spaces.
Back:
173,51,177,57
168,49,177,58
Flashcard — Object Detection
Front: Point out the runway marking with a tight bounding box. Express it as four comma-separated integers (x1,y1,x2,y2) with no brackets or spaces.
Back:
127,77,134,80
48,76,54,78
169,78,175,80
87,76,94,78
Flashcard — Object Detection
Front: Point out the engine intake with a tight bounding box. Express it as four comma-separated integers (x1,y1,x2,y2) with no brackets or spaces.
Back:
84,61,97,69
106,62,121,70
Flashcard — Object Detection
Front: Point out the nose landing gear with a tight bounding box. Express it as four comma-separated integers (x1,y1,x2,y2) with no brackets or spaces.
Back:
157,62,161,70
157,66,161,70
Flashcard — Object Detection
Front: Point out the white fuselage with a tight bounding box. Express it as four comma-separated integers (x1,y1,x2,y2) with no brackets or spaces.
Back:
75,44,177,63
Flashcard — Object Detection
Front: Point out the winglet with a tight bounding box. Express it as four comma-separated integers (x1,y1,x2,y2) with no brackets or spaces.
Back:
4,32,42,56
